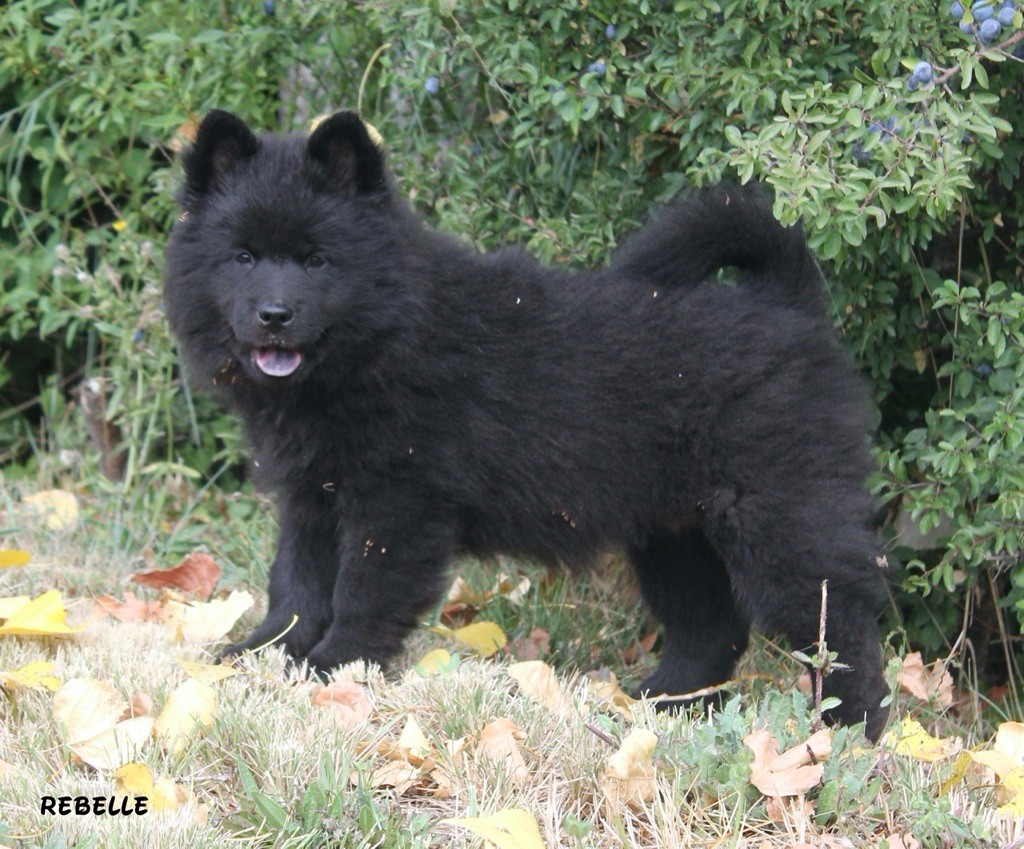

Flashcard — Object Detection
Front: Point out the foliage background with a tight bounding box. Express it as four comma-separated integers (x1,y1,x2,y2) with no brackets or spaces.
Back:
1,0,1022,700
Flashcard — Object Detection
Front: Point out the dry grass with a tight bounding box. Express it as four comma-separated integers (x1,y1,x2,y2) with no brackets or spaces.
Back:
0,476,1021,848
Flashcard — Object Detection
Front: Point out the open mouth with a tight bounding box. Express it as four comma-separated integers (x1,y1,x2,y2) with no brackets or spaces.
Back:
252,346,304,378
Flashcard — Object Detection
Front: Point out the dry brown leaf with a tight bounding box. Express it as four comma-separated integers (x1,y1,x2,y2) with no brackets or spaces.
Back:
621,630,658,665
508,660,566,714
446,573,531,608
601,728,658,813
127,691,153,718
897,652,954,708
92,591,166,623
883,833,921,849
446,576,485,607
313,680,373,728
493,573,531,605
154,679,217,755
131,552,221,599
507,627,550,661
476,717,529,783
370,759,421,794
367,716,437,796
428,737,467,798
744,728,830,797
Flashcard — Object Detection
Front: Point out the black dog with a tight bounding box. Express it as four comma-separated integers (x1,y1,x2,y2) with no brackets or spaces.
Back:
164,111,888,740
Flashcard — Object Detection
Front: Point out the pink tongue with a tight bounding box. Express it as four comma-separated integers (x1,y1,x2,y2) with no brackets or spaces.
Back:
254,347,303,377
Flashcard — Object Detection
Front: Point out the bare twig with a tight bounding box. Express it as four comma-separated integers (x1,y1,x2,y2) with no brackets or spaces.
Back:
813,579,829,732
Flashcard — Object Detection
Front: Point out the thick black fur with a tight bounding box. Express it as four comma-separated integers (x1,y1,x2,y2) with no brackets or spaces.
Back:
164,110,889,740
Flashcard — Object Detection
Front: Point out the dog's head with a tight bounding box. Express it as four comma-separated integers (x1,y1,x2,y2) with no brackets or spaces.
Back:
164,111,413,396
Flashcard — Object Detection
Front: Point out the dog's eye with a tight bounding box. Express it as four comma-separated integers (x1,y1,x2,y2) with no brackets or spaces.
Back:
234,251,254,266
305,254,326,269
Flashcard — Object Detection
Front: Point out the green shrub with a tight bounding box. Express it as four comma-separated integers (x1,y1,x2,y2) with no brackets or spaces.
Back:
1,0,1022,683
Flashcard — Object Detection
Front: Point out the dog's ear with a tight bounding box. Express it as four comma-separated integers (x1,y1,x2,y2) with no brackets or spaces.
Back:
182,110,260,199
306,111,386,194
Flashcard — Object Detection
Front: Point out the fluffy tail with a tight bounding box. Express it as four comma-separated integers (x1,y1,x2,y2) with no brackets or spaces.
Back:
610,185,825,311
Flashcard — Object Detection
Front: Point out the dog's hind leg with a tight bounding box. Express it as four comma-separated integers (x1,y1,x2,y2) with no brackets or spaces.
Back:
629,526,750,705
700,488,889,740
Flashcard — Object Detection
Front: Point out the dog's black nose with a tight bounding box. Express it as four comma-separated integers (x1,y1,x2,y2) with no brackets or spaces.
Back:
257,301,294,327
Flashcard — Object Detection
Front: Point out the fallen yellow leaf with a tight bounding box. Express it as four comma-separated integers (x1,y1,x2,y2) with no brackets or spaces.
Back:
53,678,153,770
53,678,126,743
74,716,154,771
998,768,1024,816
397,715,431,760
0,549,31,569
0,596,30,619
508,661,566,714
112,762,184,811
154,679,217,754
0,660,62,691
23,489,79,530
992,721,1024,769
415,648,454,675
0,590,83,636
885,719,961,762
441,807,547,849
177,658,243,684
450,621,507,657
967,721,1024,811
601,728,658,813
587,671,636,720
164,590,254,643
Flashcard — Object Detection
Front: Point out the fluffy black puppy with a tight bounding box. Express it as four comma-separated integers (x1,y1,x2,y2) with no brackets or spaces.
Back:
164,111,889,740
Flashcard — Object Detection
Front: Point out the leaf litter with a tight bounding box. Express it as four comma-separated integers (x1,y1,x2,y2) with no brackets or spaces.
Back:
2,537,1023,845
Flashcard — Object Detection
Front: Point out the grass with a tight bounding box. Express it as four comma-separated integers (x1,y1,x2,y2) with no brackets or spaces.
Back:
0,455,1022,848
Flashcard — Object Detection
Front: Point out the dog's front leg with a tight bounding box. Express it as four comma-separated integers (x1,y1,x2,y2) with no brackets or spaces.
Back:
304,512,455,675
